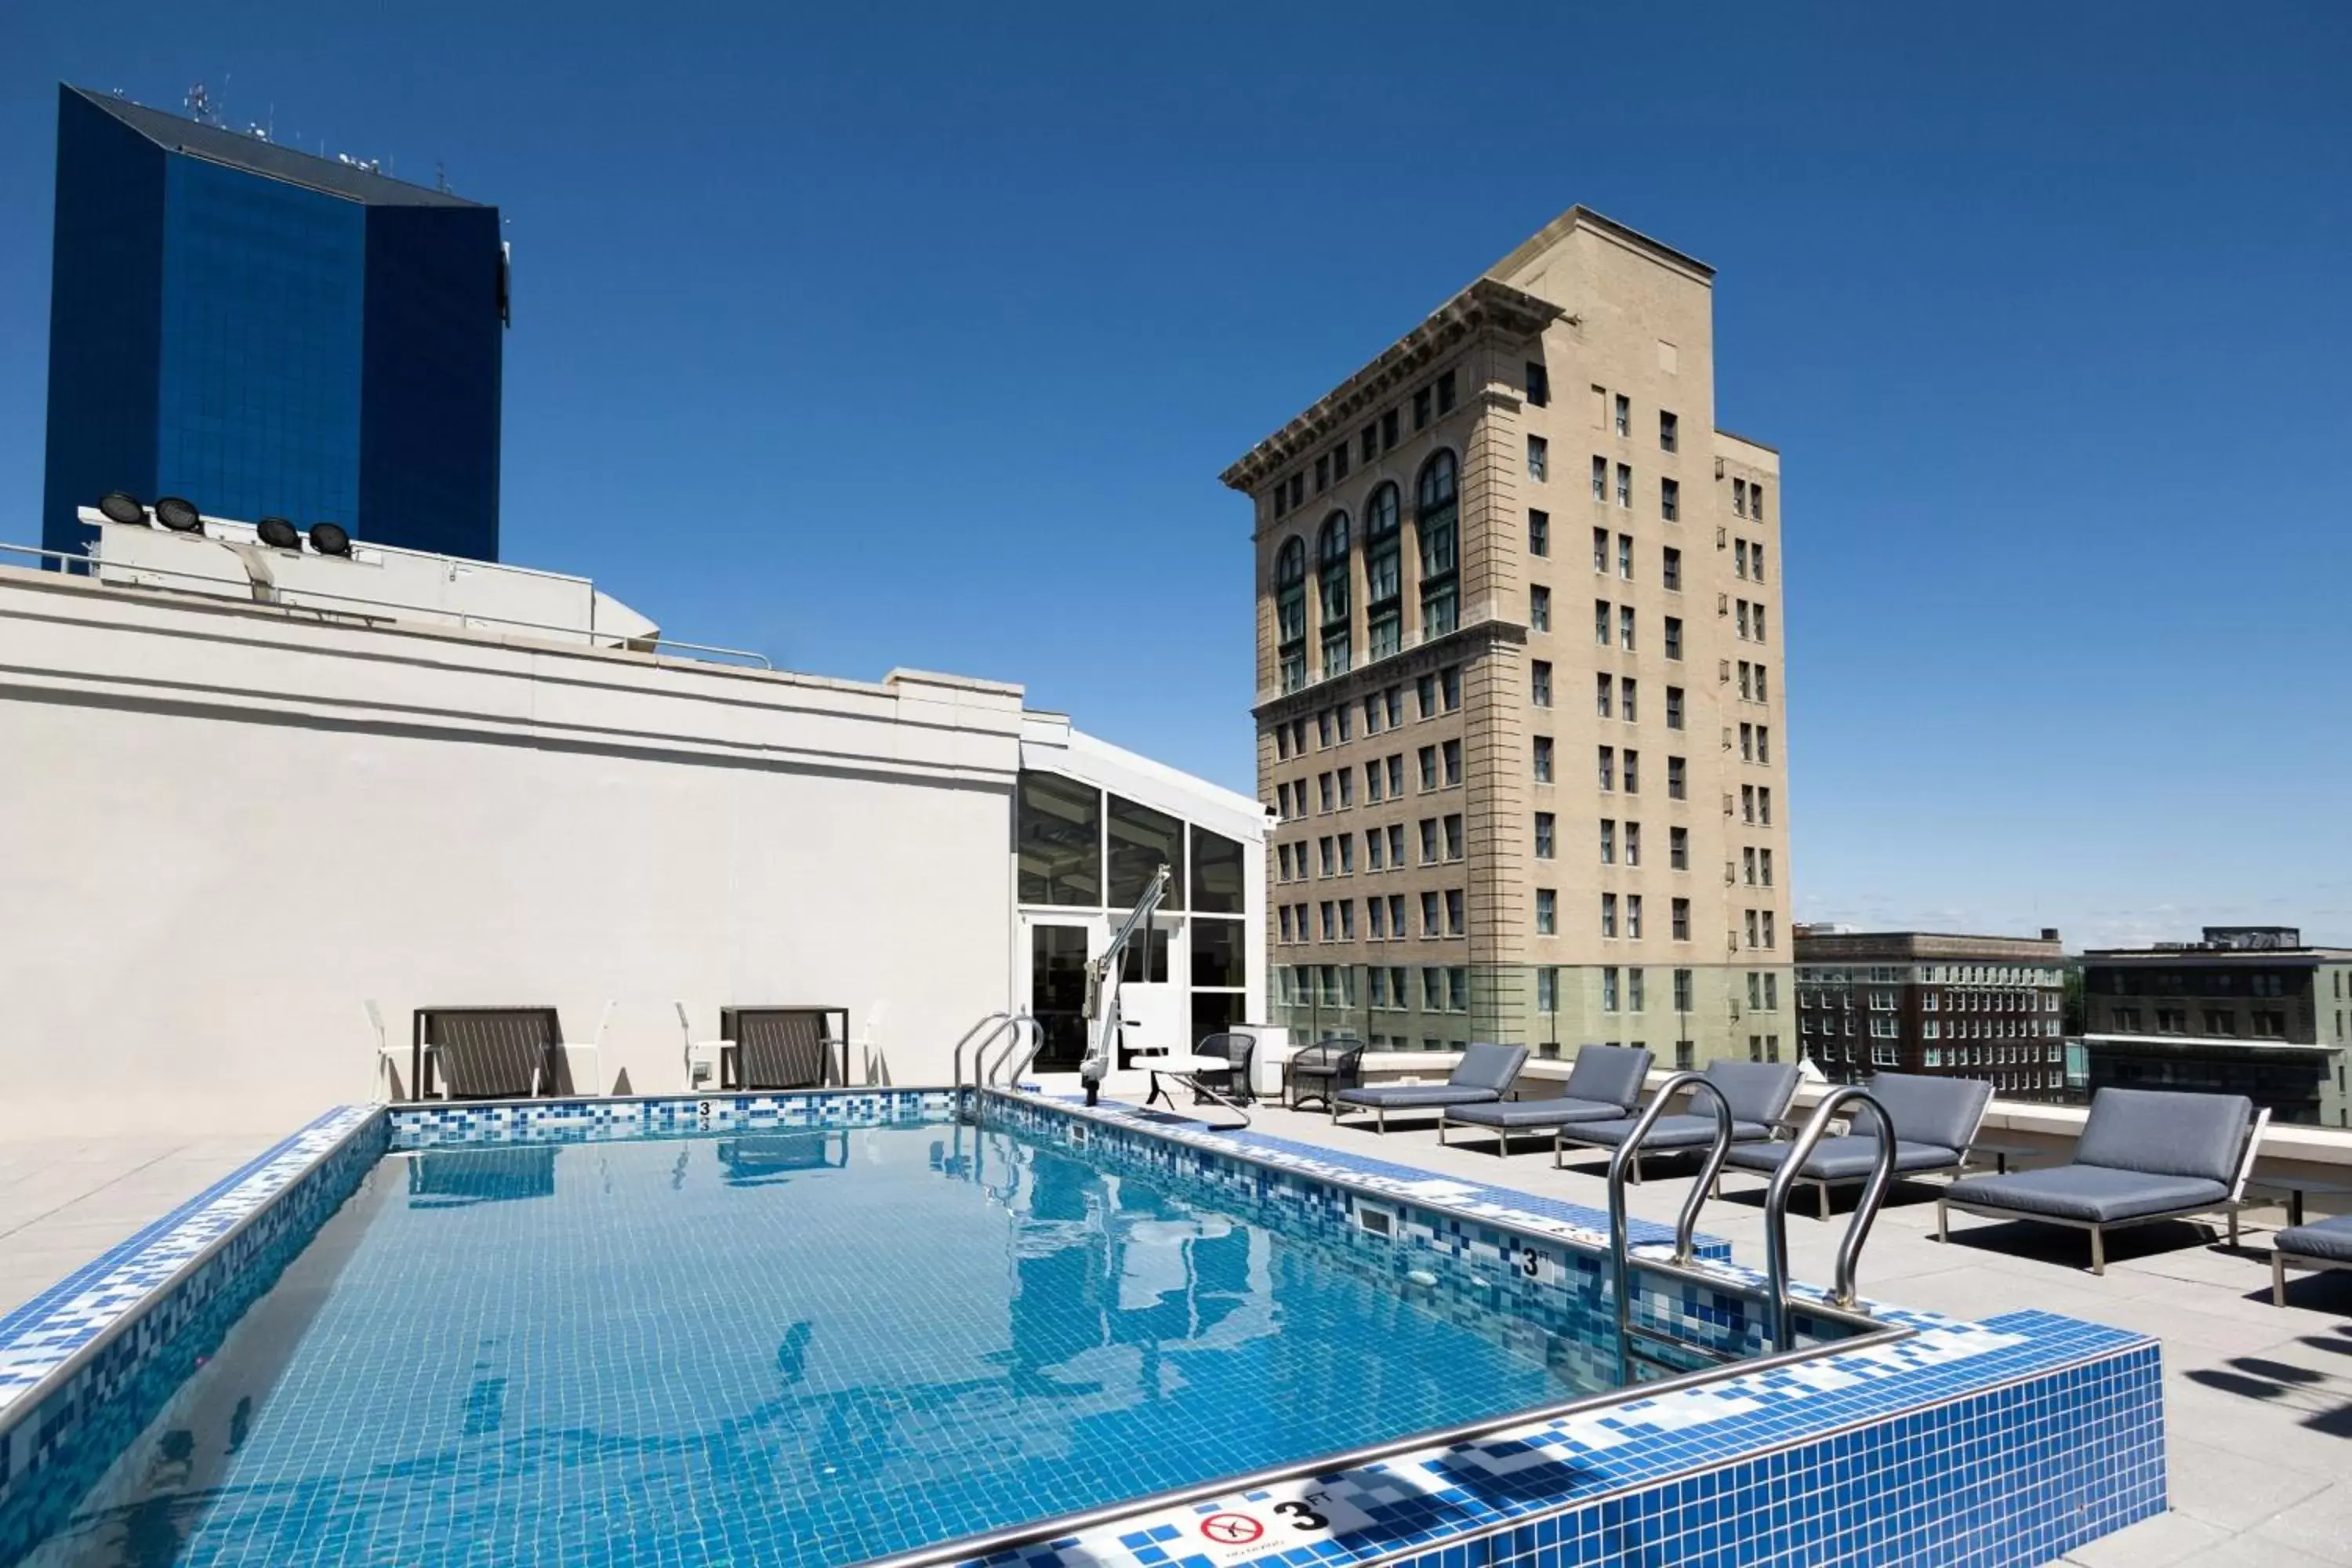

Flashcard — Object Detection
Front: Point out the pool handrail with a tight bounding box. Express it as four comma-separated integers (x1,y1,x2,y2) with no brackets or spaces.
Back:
1762,1086,1896,1347
1605,1070,1733,1380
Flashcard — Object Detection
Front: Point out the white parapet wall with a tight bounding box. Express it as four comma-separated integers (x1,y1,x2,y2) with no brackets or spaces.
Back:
0,564,1039,1134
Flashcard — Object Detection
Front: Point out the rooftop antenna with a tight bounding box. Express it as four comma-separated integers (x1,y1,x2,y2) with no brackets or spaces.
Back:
436,160,448,193
185,82,214,125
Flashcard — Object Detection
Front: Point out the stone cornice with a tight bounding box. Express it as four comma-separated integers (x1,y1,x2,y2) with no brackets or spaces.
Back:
1220,279,1563,495
1251,614,1529,720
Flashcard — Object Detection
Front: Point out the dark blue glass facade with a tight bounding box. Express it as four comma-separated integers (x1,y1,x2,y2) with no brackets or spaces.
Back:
42,87,503,562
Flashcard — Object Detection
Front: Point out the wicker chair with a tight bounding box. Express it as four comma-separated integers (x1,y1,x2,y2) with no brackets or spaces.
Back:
1284,1038,1366,1111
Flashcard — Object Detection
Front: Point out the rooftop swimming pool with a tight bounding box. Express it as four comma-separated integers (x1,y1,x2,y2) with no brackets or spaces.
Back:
0,1090,2168,1568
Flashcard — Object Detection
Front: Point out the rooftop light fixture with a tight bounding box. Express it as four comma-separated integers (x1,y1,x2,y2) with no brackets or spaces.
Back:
96,491,148,525
307,521,353,557
154,495,202,532
256,517,301,550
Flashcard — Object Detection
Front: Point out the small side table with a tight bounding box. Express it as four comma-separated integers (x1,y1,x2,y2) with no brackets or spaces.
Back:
2246,1175,2352,1231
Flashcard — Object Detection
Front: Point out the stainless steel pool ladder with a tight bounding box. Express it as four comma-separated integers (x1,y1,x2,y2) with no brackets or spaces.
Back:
1605,1070,1738,1381
948,1011,1040,1122
1760,1086,1895,1352
1604,1078,1896,1376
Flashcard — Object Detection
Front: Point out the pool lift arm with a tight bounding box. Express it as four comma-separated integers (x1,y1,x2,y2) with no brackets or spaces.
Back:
1077,862,1248,1127
1079,862,1169,1107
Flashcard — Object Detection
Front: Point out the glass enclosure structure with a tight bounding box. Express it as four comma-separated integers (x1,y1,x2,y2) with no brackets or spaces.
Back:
42,86,504,562
1014,766,1254,1070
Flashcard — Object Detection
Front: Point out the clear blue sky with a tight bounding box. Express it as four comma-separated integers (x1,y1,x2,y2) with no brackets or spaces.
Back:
2,4,2347,948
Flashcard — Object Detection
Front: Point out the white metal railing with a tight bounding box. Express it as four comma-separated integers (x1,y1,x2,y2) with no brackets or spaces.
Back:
1,541,773,670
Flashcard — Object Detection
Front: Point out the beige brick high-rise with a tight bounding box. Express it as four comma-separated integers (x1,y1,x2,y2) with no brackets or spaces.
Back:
1224,207,1791,1068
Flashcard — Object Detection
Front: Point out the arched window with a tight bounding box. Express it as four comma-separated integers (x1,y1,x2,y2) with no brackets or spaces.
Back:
1363,481,1403,659
1316,511,1351,678
1417,451,1459,637
1275,536,1308,693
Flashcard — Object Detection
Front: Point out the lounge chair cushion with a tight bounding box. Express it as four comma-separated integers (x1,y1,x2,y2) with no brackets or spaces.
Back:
1445,1097,1628,1129
1338,1084,1503,1110
2074,1089,2253,1184
1946,1164,2230,1224
1723,1137,1965,1181
1858,1073,1994,1152
1704,1061,1802,1127
1563,1113,1773,1149
2275,1214,2352,1263
1452,1041,1531,1095
1559,1045,1653,1112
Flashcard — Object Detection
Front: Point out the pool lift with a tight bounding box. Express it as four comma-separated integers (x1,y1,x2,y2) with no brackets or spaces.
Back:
1079,863,1248,1128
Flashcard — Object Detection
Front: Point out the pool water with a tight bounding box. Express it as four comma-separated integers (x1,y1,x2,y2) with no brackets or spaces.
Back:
24,1121,1632,1567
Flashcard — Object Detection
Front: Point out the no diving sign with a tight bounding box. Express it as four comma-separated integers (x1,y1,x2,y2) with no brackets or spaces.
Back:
1186,1486,1372,1565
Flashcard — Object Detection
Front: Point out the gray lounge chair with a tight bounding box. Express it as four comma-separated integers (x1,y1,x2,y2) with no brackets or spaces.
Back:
1723,1073,1994,1219
2273,1214,2352,1305
1439,1044,1653,1156
1554,1060,1801,1182
1938,1088,2269,1275
1333,1042,1529,1133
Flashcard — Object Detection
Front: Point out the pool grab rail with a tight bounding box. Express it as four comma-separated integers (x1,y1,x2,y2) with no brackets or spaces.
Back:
1601,1071,1735,1381
1762,1086,1896,1349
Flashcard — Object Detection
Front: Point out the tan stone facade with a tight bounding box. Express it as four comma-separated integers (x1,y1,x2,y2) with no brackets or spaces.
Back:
1226,208,1791,1065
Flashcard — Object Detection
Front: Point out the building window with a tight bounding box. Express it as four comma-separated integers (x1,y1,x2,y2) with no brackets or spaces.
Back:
1442,666,1461,711
1333,442,1349,481
1443,739,1461,786
1598,745,1615,791
1599,818,1616,865
1595,671,1613,719
1526,359,1550,407
1417,673,1436,719
1622,750,1639,793
1626,895,1643,938
1530,508,1550,557
1662,546,1682,591
1660,477,1679,521
1381,408,1399,449
1733,478,1748,517
1664,615,1683,660
1659,410,1678,452
1671,897,1690,940
1593,526,1610,574
1443,813,1464,859
1413,386,1432,430
1361,423,1377,465
1533,735,1554,782
1620,606,1636,651
1534,811,1555,858
1613,394,1630,437
1275,536,1308,693
1417,452,1459,637
1618,533,1634,580
1595,597,1613,646
1437,368,1457,413
1615,463,1632,507
1674,968,1694,1011
1530,584,1551,631
1602,967,1620,1011
1446,889,1465,935
1531,660,1553,707
1670,826,1688,869
1665,686,1685,730
1601,891,1619,938
1315,454,1330,494
1421,892,1442,936
1363,482,1401,659
1527,435,1549,481
1537,889,1558,935
1537,967,1559,1013
1668,756,1686,799
1418,746,1438,792
1316,512,1351,677
1751,481,1766,521
1624,821,1642,866
1620,677,1638,722
1592,455,1607,501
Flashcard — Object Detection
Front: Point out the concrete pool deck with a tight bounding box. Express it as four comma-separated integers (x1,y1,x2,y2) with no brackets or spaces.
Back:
3,1096,2346,1568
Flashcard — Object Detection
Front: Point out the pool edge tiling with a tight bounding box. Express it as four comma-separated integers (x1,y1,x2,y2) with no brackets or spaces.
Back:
0,1103,384,1556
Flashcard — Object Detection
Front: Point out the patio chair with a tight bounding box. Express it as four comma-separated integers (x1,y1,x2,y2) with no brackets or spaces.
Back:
1722,1072,1993,1219
1191,1033,1256,1106
724,1007,843,1091
1333,1042,1530,1134
1439,1044,1653,1156
1937,1088,2268,1275
416,1006,564,1100
1283,1038,1365,1111
1554,1060,1801,1182
2272,1213,2352,1306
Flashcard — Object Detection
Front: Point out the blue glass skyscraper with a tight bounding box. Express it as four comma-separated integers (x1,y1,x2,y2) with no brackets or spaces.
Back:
42,85,506,561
